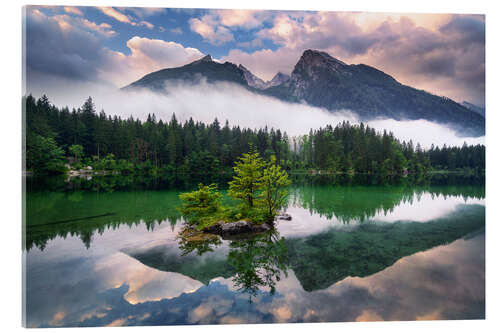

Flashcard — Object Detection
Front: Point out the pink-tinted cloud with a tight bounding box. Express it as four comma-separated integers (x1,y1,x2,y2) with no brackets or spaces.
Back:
139,20,154,30
103,37,204,86
214,9,267,29
237,38,263,49
188,9,272,45
63,6,83,16
96,6,155,30
189,15,234,45
97,7,133,24
224,12,485,105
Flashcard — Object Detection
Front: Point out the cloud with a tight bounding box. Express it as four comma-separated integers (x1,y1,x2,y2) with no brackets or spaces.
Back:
440,15,485,45
189,15,234,45
139,20,154,29
63,6,83,16
97,6,133,24
188,9,271,45
214,9,267,29
222,47,301,80
25,8,110,82
96,6,155,29
121,7,166,19
224,12,485,106
30,80,484,149
80,19,116,37
24,7,205,89
236,38,263,49
169,27,183,35
102,37,204,86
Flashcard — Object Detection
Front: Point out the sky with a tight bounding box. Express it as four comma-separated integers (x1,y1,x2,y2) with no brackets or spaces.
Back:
24,5,485,107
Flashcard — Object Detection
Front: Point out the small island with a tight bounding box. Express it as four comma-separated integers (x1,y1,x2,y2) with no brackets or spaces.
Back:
178,149,291,238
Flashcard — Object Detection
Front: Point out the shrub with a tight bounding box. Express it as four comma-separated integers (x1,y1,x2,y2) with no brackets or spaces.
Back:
178,183,223,229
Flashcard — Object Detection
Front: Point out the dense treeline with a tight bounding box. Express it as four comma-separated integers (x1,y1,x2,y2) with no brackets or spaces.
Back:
24,95,485,175
292,124,430,173
427,143,485,171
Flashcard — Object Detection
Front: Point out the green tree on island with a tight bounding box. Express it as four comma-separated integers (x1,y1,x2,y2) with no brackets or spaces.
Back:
259,157,291,221
178,183,223,228
178,150,291,230
228,148,265,209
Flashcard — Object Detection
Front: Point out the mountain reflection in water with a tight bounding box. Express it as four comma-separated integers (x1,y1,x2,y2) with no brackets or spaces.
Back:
23,174,485,327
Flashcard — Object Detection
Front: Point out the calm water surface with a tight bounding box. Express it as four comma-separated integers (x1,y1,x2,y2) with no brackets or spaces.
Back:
23,175,485,327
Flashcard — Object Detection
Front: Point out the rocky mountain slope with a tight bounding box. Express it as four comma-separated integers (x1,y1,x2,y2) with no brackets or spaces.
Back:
123,50,485,137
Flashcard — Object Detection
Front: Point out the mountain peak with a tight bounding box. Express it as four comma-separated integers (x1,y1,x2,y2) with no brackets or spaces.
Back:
238,64,268,89
272,71,289,79
200,54,212,62
290,50,348,91
299,49,347,67
189,54,213,65
268,72,290,87
238,64,251,72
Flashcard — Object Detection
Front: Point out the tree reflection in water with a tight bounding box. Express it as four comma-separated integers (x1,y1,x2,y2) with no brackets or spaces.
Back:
177,228,222,256
227,231,289,301
177,229,289,302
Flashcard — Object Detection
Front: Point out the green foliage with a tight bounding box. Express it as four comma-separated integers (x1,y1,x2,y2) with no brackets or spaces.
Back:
26,134,66,174
24,94,484,176
228,149,265,209
177,151,292,229
227,232,289,300
178,183,223,229
259,157,291,221
68,144,84,162
93,153,117,171
177,228,222,256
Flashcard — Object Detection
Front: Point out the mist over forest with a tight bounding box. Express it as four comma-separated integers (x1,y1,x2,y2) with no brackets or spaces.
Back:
26,80,485,150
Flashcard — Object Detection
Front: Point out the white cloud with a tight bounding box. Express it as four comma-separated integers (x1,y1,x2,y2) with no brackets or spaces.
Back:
80,18,116,37
222,47,301,81
236,38,263,49
214,9,266,29
32,80,484,149
189,15,234,45
97,7,133,24
366,119,484,148
187,9,271,45
96,6,155,30
102,37,204,86
122,7,166,19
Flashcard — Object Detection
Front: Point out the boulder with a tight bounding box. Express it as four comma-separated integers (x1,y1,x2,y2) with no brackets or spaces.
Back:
202,221,224,234
276,213,292,221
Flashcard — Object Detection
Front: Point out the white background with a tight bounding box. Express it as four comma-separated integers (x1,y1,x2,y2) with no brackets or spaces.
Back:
1,0,498,332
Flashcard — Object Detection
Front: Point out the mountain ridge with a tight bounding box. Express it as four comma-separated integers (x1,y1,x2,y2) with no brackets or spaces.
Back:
123,50,485,137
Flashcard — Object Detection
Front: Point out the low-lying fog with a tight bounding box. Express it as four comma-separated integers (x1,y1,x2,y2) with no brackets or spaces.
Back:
28,80,485,149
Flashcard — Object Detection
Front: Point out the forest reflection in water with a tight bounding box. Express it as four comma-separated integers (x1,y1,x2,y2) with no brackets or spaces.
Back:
24,173,484,251
23,173,485,327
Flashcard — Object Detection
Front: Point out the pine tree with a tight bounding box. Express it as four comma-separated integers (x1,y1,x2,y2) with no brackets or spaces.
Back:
259,157,291,221
228,148,265,209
